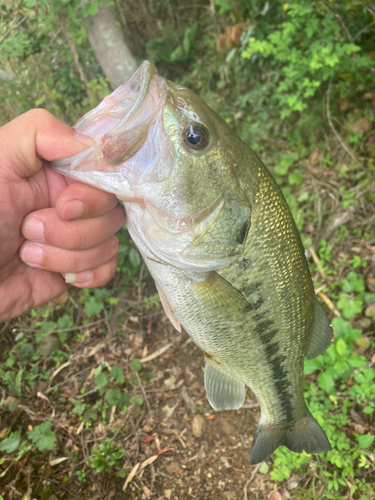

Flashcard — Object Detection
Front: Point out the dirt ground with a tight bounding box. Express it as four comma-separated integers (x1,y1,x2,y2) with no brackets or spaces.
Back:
0,278,296,500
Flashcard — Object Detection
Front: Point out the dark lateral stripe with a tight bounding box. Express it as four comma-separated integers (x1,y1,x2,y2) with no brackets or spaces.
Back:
253,313,294,423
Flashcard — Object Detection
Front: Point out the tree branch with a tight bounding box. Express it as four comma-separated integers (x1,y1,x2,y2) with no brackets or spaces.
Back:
61,25,91,100
0,15,28,46
326,79,358,164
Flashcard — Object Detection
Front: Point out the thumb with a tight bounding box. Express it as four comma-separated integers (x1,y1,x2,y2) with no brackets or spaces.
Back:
0,109,94,180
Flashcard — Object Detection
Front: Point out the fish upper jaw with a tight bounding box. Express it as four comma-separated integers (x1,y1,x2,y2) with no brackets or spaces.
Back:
51,61,167,203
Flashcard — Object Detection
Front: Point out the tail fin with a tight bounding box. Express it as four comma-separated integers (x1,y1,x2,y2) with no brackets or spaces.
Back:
250,411,331,464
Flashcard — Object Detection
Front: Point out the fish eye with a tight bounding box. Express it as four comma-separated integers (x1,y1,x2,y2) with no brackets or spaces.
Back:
183,122,210,151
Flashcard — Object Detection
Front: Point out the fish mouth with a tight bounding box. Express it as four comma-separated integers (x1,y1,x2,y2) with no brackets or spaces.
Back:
51,61,166,202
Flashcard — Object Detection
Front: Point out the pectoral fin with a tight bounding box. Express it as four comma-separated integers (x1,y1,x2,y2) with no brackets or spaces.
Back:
155,282,181,333
204,358,246,411
305,299,334,360
191,271,250,316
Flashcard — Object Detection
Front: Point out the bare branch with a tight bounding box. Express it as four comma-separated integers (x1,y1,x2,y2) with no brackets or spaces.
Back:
352,21,375,42
326,79,358,164
61,24,91,100
0,15,27,46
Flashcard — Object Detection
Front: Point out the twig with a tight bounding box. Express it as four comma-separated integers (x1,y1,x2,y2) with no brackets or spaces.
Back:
352,21,375,41
0,15,27,46
37,26,63,63
0,321,9,336
150,463,156,495
209,0,221,43
358,1,375,17
61,24,91,100
243,463,261,500
129,417,140,462
309,246,326,278
317,291,341,317
326,79,358,164
133,370,151,413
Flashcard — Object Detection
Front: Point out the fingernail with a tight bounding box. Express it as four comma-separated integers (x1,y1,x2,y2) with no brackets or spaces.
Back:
65,271,93,284
21,243,43,265
23,218,44,242
74,132,96,146
62,200,84,220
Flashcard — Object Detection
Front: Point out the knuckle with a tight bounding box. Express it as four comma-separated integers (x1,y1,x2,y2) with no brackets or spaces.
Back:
25,108,53,124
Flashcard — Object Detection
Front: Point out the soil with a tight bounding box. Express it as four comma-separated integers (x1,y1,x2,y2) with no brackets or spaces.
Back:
0,280,291,500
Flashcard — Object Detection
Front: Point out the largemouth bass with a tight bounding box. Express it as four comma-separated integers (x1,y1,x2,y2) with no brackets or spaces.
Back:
52,61,333,463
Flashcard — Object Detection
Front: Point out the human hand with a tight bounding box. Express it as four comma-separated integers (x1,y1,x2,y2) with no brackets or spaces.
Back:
0,109,125,323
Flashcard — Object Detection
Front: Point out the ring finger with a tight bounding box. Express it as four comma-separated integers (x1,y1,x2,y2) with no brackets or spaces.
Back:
20,235,119,274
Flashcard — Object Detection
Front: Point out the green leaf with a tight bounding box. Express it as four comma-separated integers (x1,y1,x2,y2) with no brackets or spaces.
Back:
356,434,374,448
94,372,108,388
0,430,21,454
128,247,141,269
335,338,347,357
318,371,334,392
129,394,143,406
105,388,121,406
20,343,33,356
111,365,125,384
83,408,98,422
362,406,374,414
131,359,142,372
72,402,86,415
84,296,104,317
27,421,56,451
348,354,367,368
304,356,324,375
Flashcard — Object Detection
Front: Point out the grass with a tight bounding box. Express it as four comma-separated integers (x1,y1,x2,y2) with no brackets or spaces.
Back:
1,12,375,498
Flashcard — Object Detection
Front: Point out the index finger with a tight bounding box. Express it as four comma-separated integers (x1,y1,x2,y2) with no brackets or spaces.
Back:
0,109,94,180
55,182,122,220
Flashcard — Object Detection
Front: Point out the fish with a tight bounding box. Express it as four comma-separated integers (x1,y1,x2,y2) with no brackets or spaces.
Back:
52,61,333,464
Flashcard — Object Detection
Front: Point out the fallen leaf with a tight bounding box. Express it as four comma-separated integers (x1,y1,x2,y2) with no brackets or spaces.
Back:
349,118,372,134
206,414,216,420
49,457,69,466
122,462,140,491
268,492,283,500
53,292,69,304
142,436,153,445
164,490,172,500
163,402,179,419
142,485,151,499
287,474,300,490
0,427,8,438
166,461,182,474
217,20,250,51
37,392,49,402
339,98,348,111
365,303,375,319
140,343,173,363
192,414,205,438
363,92,373,100
181,386,195,413
157,447,172,456
164,375,176,389
355,336,370,349
309,150,320,166
140,454,158,469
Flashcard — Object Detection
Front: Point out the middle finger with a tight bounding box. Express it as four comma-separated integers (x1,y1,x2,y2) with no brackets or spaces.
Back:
21,203,125,250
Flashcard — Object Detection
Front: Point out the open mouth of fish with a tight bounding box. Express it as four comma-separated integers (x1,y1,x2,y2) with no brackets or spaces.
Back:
52,61,167,204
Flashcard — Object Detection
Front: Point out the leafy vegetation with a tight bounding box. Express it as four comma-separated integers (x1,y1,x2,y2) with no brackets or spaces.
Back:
1,0,374,498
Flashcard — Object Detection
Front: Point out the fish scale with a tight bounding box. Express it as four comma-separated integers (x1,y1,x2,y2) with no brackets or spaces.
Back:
52,60,334,464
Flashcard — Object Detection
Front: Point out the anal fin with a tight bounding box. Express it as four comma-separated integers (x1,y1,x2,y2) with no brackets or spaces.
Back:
305,299,334,360
204,358,245,411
